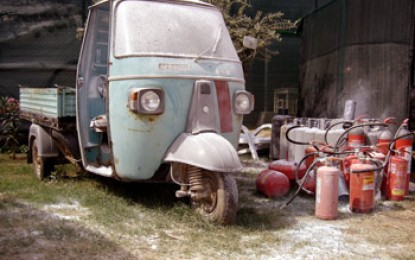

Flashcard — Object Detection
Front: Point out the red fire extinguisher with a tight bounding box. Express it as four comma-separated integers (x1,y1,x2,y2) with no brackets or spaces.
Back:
349,161,381,213
377,129,393,155
394,120,413,195
384,156,408,201
342,155,360,187
348,127,365,148
315,162,340,220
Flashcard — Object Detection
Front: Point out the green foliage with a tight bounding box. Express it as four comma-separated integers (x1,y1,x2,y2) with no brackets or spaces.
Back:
0,96,21,159
204,0,295,70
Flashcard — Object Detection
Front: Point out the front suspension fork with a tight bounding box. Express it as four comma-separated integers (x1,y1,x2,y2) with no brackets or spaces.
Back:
171,164,210,202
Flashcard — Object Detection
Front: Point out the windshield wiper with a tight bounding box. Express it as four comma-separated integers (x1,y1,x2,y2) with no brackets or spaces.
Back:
194,27,223,62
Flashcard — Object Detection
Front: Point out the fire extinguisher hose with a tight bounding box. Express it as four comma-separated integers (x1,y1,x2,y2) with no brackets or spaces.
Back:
383,119,411,176
349,158,385,173
324,120,352,145
334,123,387,152
295,151,319,194
282,157,345,209
387,132,415,154
295,150,360,194
281,158,324,209
285,125,310,146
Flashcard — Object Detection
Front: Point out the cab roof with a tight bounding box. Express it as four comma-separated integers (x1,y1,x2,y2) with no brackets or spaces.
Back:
92,0,213,8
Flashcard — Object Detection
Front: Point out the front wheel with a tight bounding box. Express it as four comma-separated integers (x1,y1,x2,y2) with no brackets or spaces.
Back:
32,140,53,180
190,171,238,225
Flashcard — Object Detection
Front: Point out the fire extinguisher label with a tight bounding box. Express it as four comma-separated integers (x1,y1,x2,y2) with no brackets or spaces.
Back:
391,160,406,196
392,188,405,196
316,177,321,204
362,175,375,190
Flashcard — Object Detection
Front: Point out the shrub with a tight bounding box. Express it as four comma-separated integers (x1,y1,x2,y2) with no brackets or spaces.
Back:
0,96,21,159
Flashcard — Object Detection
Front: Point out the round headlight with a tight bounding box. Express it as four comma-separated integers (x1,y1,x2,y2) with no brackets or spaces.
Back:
236,94,250,111
234,90,254,114
141,90,161,111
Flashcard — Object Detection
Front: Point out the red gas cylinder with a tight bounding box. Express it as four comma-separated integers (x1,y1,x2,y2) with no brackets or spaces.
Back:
315,166,339,220
302,169,316,193
268,159,306,181
348,127,365,148
349,163,376,213
395,126,413,195
256,170,290,198
304,146,318,168
384,156,408,201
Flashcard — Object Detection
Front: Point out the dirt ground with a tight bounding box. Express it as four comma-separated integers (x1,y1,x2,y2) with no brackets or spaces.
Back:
1,159,415,259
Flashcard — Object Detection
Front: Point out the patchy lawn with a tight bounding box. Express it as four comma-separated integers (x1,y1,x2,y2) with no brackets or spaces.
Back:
1,154,415,259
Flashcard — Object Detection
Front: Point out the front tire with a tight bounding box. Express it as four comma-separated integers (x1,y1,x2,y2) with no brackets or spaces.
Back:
32,140,53,180
191,171,238,225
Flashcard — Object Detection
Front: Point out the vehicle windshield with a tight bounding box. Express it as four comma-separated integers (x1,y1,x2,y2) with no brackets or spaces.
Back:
114,0,239,61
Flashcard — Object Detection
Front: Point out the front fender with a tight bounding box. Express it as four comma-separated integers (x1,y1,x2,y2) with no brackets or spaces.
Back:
163,133,242,173
29,124,59,158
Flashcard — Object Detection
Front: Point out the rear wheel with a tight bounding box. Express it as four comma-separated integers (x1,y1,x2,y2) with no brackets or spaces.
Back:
190,171,238,225
32,141,53,180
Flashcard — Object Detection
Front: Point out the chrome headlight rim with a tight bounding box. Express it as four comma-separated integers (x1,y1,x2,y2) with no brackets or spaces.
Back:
141,90,161,112
128,87,165,115
234,90,254,115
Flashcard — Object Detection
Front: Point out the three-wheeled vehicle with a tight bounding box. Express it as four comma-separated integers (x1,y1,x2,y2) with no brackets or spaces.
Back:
20,0,254,224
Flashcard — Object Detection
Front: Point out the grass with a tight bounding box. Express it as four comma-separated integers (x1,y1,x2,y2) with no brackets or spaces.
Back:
0,154,292,259
2,154,415,259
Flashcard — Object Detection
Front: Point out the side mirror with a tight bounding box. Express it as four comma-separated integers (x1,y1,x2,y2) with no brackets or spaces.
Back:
243,36,258,50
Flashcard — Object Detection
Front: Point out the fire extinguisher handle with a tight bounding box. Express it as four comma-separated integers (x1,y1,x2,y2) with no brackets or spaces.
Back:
324,157,343,166
383,117,396,125
349,158,385,173
388,132,415,153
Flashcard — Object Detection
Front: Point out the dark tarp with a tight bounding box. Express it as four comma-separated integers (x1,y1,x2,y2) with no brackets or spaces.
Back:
0,0,87,98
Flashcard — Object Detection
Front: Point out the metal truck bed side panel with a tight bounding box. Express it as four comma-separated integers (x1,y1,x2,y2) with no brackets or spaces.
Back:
19,87,76,130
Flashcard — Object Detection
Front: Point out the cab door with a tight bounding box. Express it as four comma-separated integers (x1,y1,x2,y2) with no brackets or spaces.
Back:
76,2,111,173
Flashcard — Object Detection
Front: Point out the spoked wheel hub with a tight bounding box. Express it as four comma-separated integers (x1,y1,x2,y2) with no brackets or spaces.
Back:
183,166,238,225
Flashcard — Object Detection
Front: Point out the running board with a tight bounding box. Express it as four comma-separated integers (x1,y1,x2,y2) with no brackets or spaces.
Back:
85,165,113,178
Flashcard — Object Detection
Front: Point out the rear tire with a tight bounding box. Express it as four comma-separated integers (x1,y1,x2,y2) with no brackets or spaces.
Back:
191,171,238,225
32,141,53,180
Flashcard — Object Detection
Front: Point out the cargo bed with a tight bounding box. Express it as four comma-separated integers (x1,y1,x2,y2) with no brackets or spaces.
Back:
19,86,76,130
